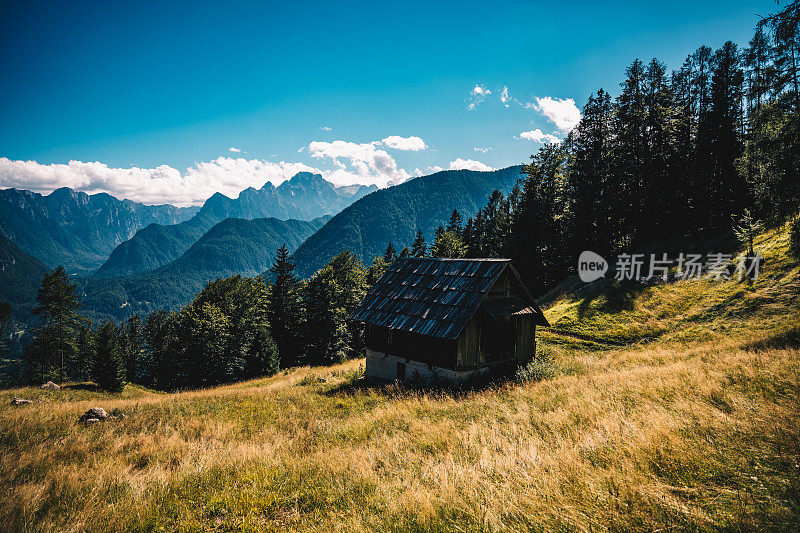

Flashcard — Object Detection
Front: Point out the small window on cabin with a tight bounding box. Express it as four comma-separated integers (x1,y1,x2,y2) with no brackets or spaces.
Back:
397,362,406,381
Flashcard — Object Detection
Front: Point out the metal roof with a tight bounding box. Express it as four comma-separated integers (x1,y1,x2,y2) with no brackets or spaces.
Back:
349,257,548,340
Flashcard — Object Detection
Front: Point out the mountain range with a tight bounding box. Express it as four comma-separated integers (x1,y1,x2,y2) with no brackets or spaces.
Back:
0,166,523,323
289,166,523,278
93,172,375,278
80,216,329,321
0,188,198,273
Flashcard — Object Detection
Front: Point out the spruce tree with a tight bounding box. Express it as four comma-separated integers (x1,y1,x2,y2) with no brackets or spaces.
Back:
411,230,427,257
383,242,397,263
447,209,463,234
30,266,88,384
92,321,126,392
267,245,303,368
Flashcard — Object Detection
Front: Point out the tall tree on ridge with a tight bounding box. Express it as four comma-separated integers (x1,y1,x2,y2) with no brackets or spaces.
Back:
30,266,88,384
267,245,302,368
411,229,427,257
383,242,397,264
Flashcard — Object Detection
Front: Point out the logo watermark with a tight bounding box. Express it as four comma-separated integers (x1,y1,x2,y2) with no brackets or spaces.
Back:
578,250,608,282
578,251,761,283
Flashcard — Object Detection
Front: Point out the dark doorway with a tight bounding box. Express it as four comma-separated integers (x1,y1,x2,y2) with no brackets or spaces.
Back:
397,362,406,381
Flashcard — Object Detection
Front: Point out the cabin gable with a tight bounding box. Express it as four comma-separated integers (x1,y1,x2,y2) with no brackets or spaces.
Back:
349,258,548,383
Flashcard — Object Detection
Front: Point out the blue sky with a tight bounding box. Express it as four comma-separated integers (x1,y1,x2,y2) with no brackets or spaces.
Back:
0,0,777,206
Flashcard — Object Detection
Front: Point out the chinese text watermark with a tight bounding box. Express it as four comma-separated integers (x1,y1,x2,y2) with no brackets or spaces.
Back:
578,251,761,283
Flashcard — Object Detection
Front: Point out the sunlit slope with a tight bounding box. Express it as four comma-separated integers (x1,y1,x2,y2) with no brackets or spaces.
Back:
541,219,800,347
0,221,798,532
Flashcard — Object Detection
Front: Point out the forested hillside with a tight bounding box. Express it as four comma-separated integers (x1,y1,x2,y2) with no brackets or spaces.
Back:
81,216,328,321
0,235,50,327
94,172,374,278
289,166,523,278
0,187,197,273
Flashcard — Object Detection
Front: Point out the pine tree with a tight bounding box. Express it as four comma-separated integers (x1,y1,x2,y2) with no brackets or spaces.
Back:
302,251,366,364
267,244,303,368
76,325,94,383
383,242,397,263
446,209,463,234
250,326,279,377
123,314,144,384
399,246,411,258
92,321,126,392
411,230,427,257
30,266,88,384
732,209,763,256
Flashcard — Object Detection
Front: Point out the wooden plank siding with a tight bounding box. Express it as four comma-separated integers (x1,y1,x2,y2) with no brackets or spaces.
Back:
353,258,548,379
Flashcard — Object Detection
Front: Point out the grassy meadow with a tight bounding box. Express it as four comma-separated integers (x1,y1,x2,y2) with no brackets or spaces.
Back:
1,221,799,532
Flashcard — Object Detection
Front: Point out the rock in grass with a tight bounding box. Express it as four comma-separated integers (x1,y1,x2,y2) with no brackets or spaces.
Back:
10,397,32,405
40,381,60,390
79,407,108,424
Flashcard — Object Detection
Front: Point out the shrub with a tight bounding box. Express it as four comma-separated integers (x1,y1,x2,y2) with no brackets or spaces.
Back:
515,350,556,383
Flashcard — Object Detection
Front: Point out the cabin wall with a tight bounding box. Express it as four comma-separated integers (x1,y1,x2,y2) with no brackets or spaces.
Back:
454,269,538,370
515,317,536,362
365,324,457,369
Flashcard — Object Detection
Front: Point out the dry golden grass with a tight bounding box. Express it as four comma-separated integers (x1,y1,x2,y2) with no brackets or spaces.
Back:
2,333,798,532
1,222,798,532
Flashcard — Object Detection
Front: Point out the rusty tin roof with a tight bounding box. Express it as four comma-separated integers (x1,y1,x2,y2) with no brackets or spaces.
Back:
349,257,548,339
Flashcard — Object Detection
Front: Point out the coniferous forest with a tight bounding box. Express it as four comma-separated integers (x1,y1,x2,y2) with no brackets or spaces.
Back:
3,2,799,390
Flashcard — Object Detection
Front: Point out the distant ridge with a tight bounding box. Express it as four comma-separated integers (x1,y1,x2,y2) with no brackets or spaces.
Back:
0,233,50,327
93,172,376,278
0,187,198,273
82,215,330,321
289,166,524,278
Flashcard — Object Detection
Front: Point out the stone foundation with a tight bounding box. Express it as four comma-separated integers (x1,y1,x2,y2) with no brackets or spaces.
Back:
365,349,492,385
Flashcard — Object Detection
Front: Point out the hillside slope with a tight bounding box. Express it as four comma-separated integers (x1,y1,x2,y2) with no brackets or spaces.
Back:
0,234,50,327
290,166,523,278
92,211,221,278
81,216,327,321
0,187,197,273
95,172,374,278
2,218,797,531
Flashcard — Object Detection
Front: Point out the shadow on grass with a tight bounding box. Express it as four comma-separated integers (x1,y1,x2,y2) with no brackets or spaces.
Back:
576,279,646,319
746,325,800,351
325,364,518,400
61,383,102,392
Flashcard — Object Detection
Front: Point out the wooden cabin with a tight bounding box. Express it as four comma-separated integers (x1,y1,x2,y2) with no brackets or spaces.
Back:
349,258,549,383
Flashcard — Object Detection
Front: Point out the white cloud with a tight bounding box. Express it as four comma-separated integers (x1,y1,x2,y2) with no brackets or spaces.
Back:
529,96,582,132
518,129,561,144
1,132,489,207
468,84,492,110
320,126,332,132
473,146,492,153
500,86,511,107
378,135,427,151
0,157,322,207
448,158,494,171
228,147,241,153
307,140,410,187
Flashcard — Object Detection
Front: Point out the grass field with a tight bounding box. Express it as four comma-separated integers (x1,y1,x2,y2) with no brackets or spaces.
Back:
1,221,799,532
